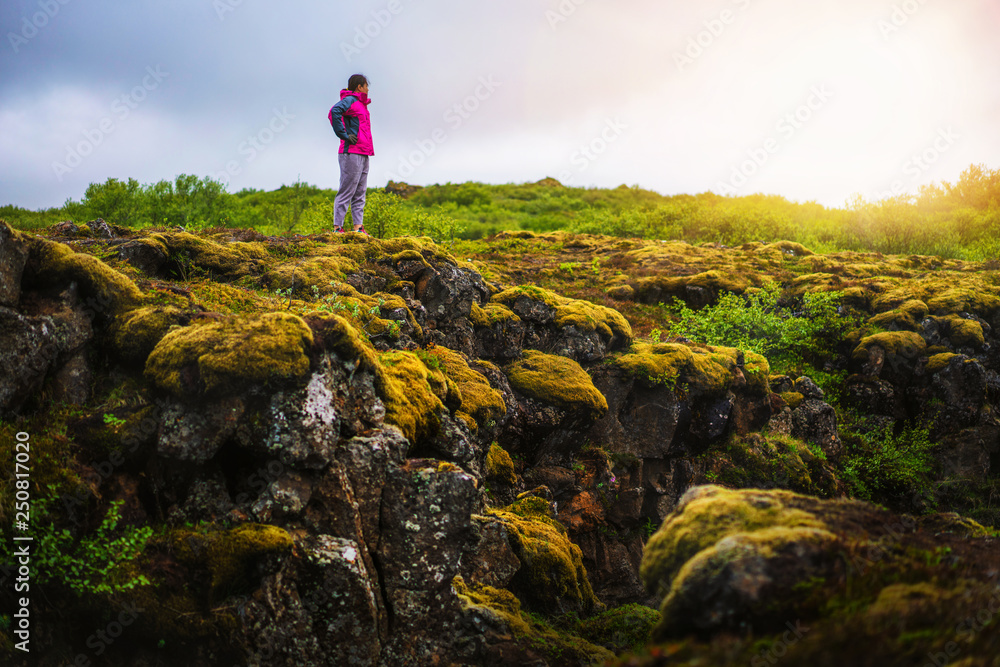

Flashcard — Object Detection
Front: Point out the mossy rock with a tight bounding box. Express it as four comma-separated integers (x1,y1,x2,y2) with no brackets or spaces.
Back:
144,312,314,396
301,283,421,341
424,346,506,431
868,299,929,331
633,269,750,303
377,350,450,445
305,313,380,374
851,331,926,363
486,496,601,615
109,305,190,365
452,576,614,664
702,433,838,498
640,485,827,599
172,523,293,599
779,391,804,409
505,350,608,418
470,301,520,328
613,342,769,396
131,524,293,642
151,232,272,280
653,524,838,639
934,314,985,348
391,248,433,270
24,236,142,315
485,443,517,486
265,255,361,293
493,285,631,341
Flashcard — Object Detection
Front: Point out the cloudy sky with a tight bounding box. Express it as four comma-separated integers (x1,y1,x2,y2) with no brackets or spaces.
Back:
2,0,999,210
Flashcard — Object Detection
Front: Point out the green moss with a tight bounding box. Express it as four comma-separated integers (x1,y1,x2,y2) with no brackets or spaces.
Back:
144,312,313,396
130,524,292,642
377,235,459,266
452,576,614,664
771,240,815,257
505,350,608,418
634,269,750,303
306,313,380,374
614,342,769,395
25,236,142,314
852,331,927,363
391,249,432,269
151,232,272,280
377,350,448,444
868,299,929,331
780,391,804,409
703,433,835,497
865,582,953,620
577,604,660,653
926,352,958,374
470,301,520,328
640,485,826,598
935,315,985,348
172,523,293,599
109,305,188,365
493,285,631,340
486,497,601,614
425,346,506,431
485,443,518,486
870,277,1000,318
265,255,360,293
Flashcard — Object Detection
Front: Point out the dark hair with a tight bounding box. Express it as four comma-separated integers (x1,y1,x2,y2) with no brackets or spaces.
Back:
348,74,369,92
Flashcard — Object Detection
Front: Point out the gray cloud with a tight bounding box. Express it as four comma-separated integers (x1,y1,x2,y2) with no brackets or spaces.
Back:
1,0,997,209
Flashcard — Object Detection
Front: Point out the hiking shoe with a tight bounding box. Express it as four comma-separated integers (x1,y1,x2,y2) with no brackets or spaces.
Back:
333,226,345,233
354,226,369,235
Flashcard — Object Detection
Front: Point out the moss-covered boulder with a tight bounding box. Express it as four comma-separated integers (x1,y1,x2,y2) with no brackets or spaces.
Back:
130,523,293,645
145,311,314,397
151,231,272,280
485,442,518,487
23,235,143,316
452,575,616,665
506,349,608,418
633,269,750,307
493,285,631,361
425,345,507,433
851,331,927,381
487,496,601,616
376,349,452,446
614,342,769,396
109,304,191,365
471,301,526,360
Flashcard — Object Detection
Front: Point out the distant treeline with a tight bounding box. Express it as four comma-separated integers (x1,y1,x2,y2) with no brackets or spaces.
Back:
3,164,999,258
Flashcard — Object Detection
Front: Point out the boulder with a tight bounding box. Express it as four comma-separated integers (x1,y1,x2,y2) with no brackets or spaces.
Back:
0,221,29,307
243,535,383,667
376,460,481,665
790,399,843,460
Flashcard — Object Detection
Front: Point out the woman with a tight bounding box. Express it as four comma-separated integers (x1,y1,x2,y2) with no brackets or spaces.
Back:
328,74,374,233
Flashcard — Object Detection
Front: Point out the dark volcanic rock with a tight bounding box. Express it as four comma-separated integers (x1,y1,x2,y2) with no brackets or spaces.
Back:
0,221,29,307
244,534,384,667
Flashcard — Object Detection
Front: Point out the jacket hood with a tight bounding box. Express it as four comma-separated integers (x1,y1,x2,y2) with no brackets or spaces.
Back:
341,89,370,104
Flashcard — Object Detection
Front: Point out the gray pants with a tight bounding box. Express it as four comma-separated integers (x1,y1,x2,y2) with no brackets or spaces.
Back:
334,153,369,229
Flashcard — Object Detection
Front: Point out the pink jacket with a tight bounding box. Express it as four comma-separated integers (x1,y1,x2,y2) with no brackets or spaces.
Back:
329,89,374,156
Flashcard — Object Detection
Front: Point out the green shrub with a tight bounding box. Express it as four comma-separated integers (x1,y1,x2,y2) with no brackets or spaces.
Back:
665,283,859,373
29,498,153,596
840,424,936,507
